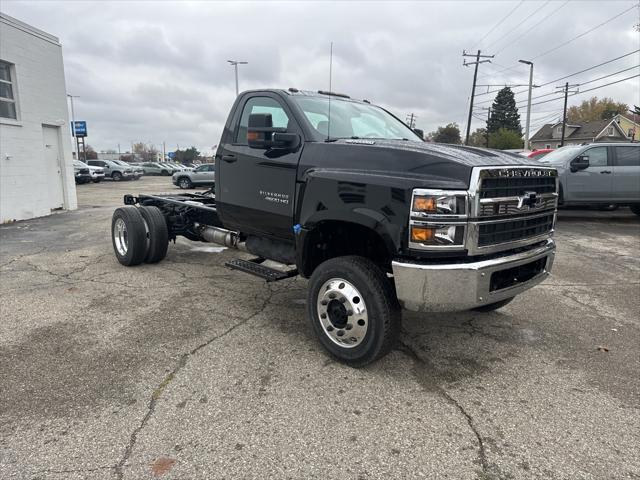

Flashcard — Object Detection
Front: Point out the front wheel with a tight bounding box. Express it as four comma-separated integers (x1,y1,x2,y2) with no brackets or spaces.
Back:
630,205,640,216
178,177,192,189
472,297,514,312
112,171,123,181
307,256,400,367
161,170,169,176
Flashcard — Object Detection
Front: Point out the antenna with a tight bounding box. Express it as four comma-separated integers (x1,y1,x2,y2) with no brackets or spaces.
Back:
327,42,333,141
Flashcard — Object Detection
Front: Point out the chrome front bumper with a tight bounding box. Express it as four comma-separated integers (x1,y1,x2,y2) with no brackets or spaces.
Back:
392,239,555,312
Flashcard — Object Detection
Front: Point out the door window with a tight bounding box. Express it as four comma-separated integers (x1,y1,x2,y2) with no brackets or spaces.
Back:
614,146,640,167
235,96,289,144
583,147,608,167
194,165,208,172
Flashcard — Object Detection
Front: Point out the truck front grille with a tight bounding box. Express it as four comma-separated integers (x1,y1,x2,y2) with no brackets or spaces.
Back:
469,167,558,254
478,213,555,246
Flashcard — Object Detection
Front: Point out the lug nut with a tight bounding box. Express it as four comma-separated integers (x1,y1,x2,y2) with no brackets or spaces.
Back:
345,324,352,330
320,313,327,319
337,330,345,337
346,310,353,316
339,297,346,303
321,299,328,306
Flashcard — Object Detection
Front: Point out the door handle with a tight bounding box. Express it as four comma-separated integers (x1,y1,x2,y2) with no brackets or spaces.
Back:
600,170,612,174
221,155,237,163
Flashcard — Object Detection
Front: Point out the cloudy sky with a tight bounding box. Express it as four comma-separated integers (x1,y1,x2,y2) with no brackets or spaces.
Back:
3,0,639,153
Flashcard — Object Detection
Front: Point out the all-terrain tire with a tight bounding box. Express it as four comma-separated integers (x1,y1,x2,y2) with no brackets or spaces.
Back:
111,206,148,266
307,256,400,367
630,205,640,216
472,297,514,312
139,206,169,263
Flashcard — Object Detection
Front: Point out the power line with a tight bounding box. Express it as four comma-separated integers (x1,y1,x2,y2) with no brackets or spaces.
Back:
493,3,637,75
530,74,640,107
537,50,640,87
531,3,638,61
495,0,571,55
471,0,525,50
476,57,640,107
485,0,552,51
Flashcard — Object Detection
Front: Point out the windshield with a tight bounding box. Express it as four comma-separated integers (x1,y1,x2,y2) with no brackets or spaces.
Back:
292,96,422,142
74,160,88,168
538,145,582,164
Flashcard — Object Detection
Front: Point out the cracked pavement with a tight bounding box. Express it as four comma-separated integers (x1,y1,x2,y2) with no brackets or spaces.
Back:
1,178,639,479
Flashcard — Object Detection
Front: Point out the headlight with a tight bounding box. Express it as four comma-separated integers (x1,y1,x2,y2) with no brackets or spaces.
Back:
412,193,466,215
409,189,468,251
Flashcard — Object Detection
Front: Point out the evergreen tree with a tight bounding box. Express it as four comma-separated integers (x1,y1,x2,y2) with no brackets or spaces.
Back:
487,87,522,136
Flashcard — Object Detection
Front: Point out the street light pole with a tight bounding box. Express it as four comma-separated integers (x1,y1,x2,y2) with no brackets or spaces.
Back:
227,60,248,96
519,60,534,150
67,94,80,161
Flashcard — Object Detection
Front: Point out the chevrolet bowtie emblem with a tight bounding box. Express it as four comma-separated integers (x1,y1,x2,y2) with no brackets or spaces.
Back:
517,191,541,210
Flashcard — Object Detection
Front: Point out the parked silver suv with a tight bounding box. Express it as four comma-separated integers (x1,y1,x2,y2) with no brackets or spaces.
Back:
539,143,640,215
87,159,134,181
172,163,215,189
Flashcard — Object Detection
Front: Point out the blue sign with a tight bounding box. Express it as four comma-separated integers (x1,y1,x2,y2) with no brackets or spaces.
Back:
167,151,176,159
72,121,87,137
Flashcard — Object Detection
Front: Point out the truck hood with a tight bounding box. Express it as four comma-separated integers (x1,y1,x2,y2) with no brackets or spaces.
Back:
334,139,540,167
299,140,543,190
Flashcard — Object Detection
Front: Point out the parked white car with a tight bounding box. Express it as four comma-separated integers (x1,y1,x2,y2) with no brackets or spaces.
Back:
74,160,105,183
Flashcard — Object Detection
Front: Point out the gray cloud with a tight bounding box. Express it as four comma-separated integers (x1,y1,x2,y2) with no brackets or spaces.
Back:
2,0,638,153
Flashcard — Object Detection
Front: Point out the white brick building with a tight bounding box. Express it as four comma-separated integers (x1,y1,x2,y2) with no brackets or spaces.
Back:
0,13,76,223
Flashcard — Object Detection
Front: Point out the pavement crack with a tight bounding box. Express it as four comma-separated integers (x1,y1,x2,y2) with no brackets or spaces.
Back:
113,289,274,479
397,340,488,474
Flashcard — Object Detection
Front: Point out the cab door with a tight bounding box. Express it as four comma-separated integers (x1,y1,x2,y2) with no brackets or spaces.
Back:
611,145,640,202
216,93,303,240
566,146,613,202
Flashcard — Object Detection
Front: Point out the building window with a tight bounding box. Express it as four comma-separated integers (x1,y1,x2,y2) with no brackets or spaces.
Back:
545,144,551,149
606,126,614,136
556,143,561,148
0,61,17,120
555,126,562,135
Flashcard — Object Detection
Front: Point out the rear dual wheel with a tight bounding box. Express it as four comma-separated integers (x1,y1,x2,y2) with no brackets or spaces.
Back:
111,206,168,266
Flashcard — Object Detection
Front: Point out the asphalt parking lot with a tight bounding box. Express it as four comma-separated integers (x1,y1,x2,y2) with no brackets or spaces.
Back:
1,177,639,480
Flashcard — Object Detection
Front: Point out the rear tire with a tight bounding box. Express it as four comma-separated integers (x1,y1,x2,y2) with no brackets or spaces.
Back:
112,171,123,182
111,206,148,266
472,297,514,312
178,177,192,189
139,206,169,263
307,256,400,367
630,205,640,216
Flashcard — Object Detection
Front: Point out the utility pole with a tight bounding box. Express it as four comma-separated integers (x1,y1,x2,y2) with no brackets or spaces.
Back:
556,82,579,147
486,107,491,147
227,60,248,96
163,141,166,162
463,50,494,145
66,94,80,161
519,60,534,150
406,113,417,129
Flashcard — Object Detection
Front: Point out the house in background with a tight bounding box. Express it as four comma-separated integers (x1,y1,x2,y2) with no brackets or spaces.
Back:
529,114,639,151
0,13,76,223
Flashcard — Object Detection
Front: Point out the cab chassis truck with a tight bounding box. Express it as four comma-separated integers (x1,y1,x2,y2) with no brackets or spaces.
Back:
111,89,558,366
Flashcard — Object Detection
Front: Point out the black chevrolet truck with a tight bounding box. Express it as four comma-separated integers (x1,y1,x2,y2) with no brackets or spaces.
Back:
111,89,558,366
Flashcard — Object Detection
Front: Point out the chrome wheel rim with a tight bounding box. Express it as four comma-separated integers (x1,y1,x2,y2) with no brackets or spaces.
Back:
114,217,128,256
180,179,190,188
317,278,368,348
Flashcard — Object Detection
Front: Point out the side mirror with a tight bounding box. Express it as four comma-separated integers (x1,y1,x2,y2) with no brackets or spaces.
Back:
570,155,589,172
247,113,299,150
